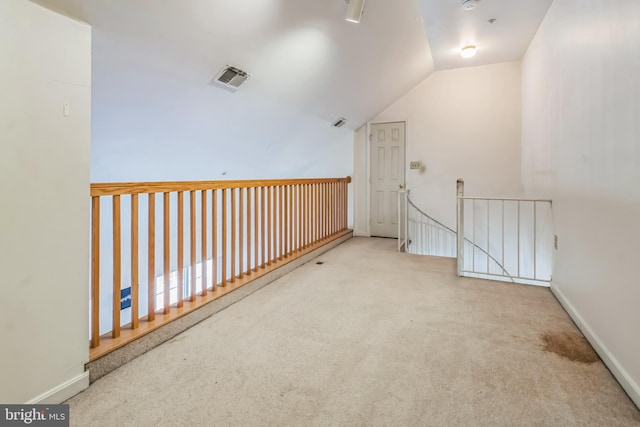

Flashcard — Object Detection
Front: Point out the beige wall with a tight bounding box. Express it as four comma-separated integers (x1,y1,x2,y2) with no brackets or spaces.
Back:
522,0,640,406
354,61,522,234
0,0,91,403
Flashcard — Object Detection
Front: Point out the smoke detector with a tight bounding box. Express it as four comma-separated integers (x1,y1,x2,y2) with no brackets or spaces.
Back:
212,65,250,92
462,0,478,10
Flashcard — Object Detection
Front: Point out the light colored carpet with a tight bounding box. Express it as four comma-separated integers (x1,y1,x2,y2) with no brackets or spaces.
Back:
68,237,640,426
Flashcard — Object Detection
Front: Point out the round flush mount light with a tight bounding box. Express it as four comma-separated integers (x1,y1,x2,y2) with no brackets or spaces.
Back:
462,0,478,11
460,45,477,58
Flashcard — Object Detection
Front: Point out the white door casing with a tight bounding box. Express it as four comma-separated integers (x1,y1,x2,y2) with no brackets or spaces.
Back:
370,122,406,238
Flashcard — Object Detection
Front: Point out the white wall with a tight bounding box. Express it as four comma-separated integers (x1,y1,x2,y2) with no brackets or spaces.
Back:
354,62,522,234
0,0,91,403
522,0,640,406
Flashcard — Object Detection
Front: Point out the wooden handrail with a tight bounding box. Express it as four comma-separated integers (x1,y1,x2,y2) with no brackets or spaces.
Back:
91,177,352,197
89,176,351,360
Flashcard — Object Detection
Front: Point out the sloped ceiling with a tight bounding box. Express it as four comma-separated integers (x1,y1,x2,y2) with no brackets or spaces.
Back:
35,0,435,130
31,0,553,183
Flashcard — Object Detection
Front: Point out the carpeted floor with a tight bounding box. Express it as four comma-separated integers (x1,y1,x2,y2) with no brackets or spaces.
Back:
67,237,640,426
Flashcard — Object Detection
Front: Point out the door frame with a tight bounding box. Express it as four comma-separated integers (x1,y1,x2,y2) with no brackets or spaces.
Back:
363,119,408,237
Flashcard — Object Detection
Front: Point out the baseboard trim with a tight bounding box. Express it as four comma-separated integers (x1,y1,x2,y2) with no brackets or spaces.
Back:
551,285,640,409
26,371,89,404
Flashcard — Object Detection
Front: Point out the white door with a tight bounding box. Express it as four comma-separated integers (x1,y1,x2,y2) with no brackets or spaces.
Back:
370,122,405,238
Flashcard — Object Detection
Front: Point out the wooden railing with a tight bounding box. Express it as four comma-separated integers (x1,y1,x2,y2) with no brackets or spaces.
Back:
90,177,351,360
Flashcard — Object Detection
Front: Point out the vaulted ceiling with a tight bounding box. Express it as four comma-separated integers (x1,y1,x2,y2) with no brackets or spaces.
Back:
32,0,552,182
34,0,552,130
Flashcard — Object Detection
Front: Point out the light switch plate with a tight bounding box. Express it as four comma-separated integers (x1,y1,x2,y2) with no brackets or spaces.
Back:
410,161,421,170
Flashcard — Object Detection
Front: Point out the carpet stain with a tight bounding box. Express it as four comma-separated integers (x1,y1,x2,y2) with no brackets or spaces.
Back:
540,331,599,364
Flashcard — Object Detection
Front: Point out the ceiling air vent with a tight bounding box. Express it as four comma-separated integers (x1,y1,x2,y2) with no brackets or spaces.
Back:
332,118,347,128
212,65,250,92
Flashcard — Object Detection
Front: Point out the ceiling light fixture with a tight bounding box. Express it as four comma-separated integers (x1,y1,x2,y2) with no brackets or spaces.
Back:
460,45,477,58
461,0,478,11
345,0,366,23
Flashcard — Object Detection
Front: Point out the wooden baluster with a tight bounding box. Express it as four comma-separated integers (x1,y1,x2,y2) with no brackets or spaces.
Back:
307,184,312,245
212,189,217,290
280,185,285,259
222,189,227,286
289,185,293,255
292,185,297,252
131,194,139,328
261,187,266,268
231,188,237,282
148,193,156,321
303,184,308,247
316,183,320,243
112,196,121,338
201,190,208,296
340,181,344,231
254,187,259,272
163,192,170,313
299,184,303,249
327,183,331,235
336,182,340,232
326,183,330,237
189,191,196,301
344,180,348,230
239,187,244,279
330,182,334,235
291,185,296,252
337,181,340,233
284,185,289,257
315,183,318,241
338,181,342,231
91,197,100,348
308,184,311,245
267,186,272,265
246,187,252,275
329,182,333,235
323,183,327,239
177,192,184,307
274,186,279,260
320,183,324,240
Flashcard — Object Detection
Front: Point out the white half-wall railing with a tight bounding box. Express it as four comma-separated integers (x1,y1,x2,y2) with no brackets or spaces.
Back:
398,190,456,257
399,191,512,281
456,179,554,286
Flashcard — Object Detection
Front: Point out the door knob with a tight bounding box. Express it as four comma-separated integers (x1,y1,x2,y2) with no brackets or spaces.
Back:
399,184,405,189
